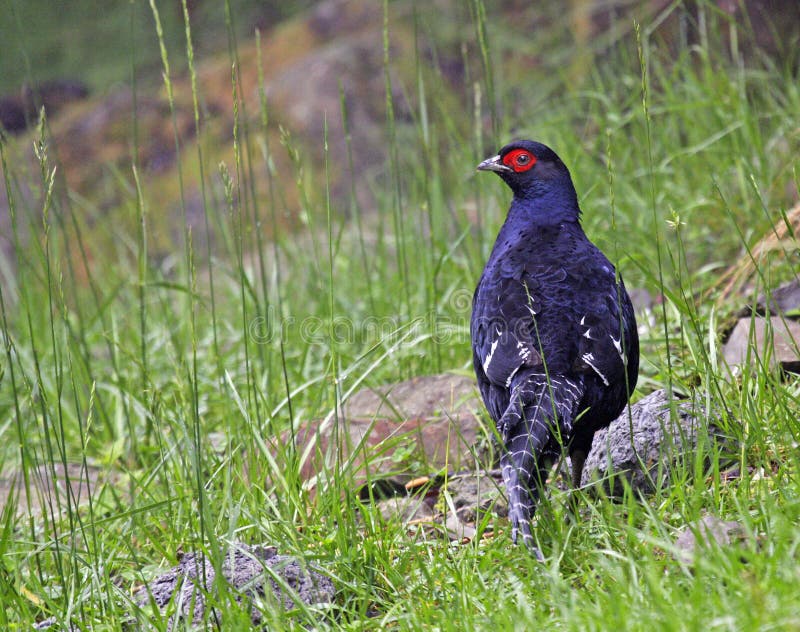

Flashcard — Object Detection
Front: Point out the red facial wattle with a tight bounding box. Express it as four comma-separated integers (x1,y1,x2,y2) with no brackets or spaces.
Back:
502,149,537,173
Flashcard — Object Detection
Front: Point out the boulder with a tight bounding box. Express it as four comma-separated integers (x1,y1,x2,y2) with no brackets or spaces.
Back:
580,389,726,496
280,373,491,495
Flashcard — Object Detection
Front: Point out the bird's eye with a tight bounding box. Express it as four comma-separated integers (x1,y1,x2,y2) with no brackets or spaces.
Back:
502,149,537,173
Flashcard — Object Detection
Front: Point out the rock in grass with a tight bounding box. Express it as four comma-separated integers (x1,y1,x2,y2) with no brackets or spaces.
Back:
0,461,121,520
375,493,436,523
134,543,335,629
279,373,491,496
580,390,727,496
674,515,746,563
372,470,507,542
744,278,800,318
722,316,800,373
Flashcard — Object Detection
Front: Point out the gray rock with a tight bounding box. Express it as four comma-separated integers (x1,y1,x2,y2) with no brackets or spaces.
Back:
375,494,436,523
722,316,800,373
34,617,78,631
445,470,507,523
580,390,724,496
674,515,746,563
444,512,478,541
369,470,506,543
752,279,800,317
442,470,506,541
134,542,335,629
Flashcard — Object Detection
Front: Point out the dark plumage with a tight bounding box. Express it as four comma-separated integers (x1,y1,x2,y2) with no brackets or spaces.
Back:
471,140,639,558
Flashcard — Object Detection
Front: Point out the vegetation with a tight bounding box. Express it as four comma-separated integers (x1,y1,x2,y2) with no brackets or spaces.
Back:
0,0,798,629
0,0,315,92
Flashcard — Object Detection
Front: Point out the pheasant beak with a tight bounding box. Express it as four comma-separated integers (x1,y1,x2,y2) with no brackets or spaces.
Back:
477,154,512,173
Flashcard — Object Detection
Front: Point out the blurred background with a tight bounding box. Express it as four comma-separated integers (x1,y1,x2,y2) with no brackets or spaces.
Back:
2,0,798,268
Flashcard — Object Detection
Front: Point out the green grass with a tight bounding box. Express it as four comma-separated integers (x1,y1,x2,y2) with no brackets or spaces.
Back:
1,0,799,629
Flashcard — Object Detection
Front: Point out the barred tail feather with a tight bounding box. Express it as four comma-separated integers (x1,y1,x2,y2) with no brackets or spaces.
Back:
498,373,583,558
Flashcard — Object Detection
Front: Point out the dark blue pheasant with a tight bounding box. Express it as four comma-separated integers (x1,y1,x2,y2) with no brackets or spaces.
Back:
471,140,639,558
